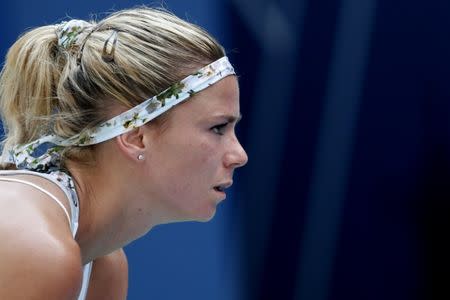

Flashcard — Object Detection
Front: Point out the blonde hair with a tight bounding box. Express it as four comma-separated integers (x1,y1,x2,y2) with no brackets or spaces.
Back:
0,7,225,169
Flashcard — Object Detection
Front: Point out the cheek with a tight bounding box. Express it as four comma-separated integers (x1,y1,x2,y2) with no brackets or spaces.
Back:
160,140,217,189
177,141,217,184
199,141,216,164
151,137,223,220
151,132,221,191
177,142,219,193
167,181,194,197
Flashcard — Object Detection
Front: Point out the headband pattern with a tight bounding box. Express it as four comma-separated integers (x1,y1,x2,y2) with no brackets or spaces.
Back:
56,19,92,48
5,56,235,172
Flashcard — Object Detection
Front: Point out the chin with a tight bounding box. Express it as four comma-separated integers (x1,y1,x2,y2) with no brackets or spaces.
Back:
198,210,216,222
188,204,217,222
166,199,219,223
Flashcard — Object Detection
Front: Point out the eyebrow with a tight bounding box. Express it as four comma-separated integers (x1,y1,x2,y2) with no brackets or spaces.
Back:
220,113,242,124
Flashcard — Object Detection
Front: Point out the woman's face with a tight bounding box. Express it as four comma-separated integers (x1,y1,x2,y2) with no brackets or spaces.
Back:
142,76,248,222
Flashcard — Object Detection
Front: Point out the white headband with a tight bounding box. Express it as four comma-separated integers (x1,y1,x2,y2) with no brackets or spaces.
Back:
5,56,235,172
56,19,92,48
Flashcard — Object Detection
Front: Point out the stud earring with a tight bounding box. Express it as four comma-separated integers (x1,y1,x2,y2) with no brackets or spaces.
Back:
137,154,144,161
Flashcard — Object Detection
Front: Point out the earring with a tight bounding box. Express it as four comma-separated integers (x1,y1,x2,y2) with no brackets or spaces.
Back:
137,154,144,161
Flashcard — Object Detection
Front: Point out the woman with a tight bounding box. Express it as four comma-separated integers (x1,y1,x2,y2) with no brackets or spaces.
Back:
0,7,247,299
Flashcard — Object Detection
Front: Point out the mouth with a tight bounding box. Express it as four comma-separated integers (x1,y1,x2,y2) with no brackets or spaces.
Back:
213,181,233,193
214,186,225,193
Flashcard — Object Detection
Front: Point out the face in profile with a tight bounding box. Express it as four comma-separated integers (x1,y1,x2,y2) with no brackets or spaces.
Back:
142,76,248,222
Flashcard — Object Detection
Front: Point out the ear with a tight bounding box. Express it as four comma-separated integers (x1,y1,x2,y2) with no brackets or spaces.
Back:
114,127,147,161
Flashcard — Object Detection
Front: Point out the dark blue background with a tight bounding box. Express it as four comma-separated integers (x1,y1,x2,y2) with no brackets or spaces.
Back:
2,1,450,299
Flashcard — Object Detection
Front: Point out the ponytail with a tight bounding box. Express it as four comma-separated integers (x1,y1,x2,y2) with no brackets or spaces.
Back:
0,25,63,165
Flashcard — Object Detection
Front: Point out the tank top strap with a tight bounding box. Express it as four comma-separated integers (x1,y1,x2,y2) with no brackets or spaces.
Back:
0,177,71,224
0,169,91,299
44,171,80,237
0,169,80,237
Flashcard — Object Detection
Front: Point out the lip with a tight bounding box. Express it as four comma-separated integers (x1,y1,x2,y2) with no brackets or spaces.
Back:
213,181,233,200
214,181,233,190
213,188,227,202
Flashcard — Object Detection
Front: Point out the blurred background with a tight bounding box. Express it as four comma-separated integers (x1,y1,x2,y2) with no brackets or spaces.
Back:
2,0,450,299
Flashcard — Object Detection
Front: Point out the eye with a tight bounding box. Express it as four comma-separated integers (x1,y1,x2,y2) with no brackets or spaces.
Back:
211,123,228,135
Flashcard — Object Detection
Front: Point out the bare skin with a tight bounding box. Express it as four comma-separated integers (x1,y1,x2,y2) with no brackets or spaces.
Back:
0,76,247,299
0,175,128,299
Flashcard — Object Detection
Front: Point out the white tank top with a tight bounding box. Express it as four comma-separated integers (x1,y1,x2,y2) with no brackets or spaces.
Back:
0,169,92,300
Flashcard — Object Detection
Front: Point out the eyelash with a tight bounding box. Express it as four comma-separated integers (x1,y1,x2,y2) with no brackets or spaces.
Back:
211,123,228,135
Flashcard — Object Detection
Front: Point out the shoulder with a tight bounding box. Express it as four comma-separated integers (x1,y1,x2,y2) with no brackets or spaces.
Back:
0,173,82,298
86,249,129,300
0,173,74,232
0,226,82,299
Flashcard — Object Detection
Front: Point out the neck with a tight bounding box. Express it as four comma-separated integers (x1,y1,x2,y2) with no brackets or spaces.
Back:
67,160,157,264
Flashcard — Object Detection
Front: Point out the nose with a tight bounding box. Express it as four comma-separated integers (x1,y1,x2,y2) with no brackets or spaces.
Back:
224,135,248,169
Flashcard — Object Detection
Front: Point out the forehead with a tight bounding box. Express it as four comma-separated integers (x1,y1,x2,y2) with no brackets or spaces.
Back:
171,76,240,120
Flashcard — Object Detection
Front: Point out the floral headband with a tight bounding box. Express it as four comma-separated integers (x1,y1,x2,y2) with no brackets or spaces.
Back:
4,56,235,172
56,19,92,48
